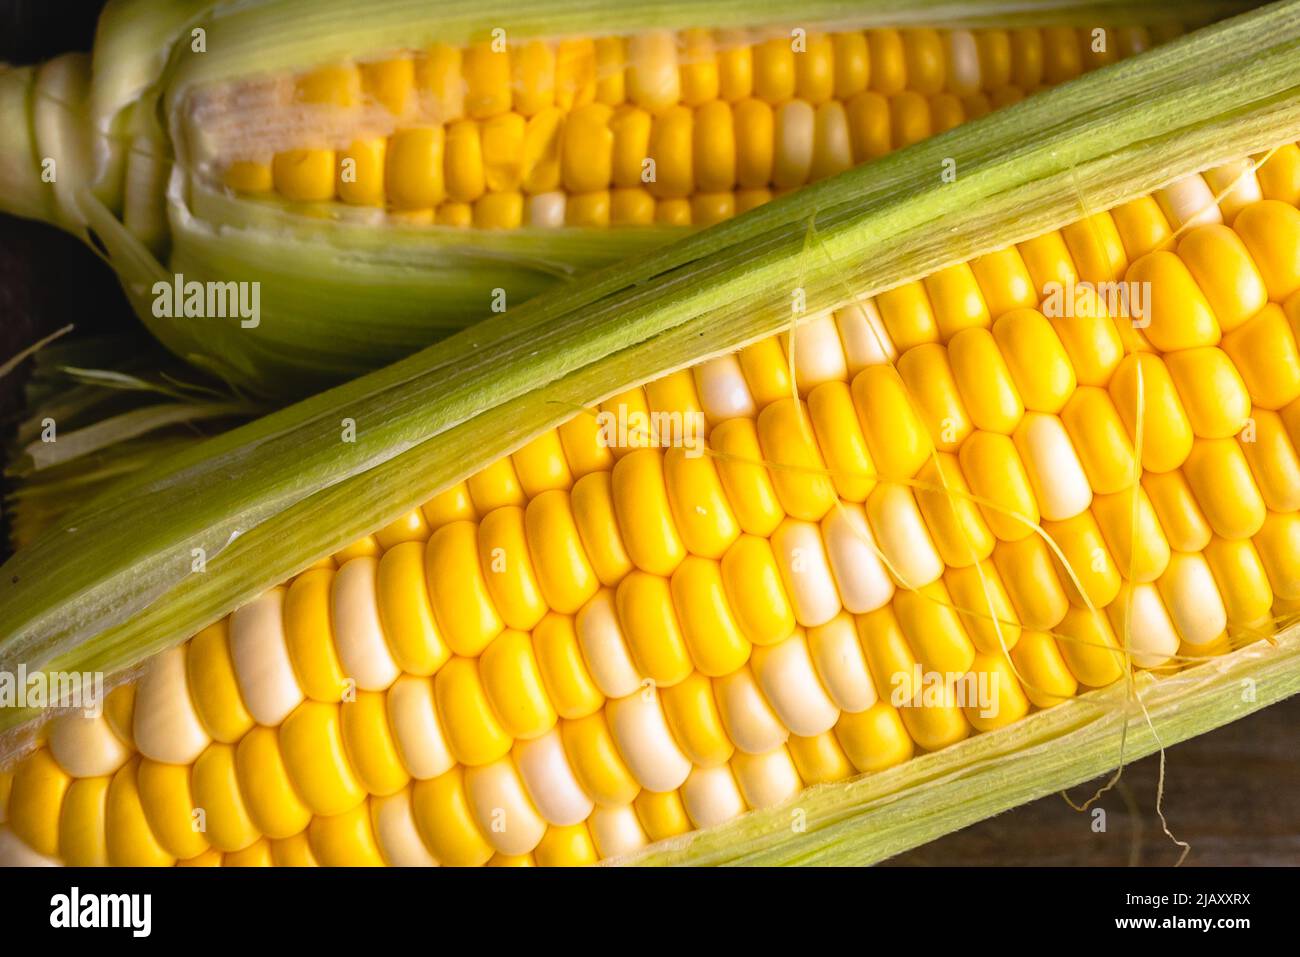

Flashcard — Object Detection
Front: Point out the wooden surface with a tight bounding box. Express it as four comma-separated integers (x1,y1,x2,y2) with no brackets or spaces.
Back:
2,0,1296,868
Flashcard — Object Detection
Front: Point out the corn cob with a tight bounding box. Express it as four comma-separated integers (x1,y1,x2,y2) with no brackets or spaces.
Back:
0,0,1231,396
3,142,1299,865
214,24,1160,229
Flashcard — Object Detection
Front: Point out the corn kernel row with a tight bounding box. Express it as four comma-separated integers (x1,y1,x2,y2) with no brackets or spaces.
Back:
3,145,1298,868
219,25,1164,224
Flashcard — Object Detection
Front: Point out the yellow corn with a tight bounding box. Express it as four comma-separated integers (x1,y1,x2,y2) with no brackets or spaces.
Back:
5,155,1299,867
222,26,1148,228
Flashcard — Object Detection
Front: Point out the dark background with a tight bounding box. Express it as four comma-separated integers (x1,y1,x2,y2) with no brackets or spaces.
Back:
0,0,123,416
1,0,1295,866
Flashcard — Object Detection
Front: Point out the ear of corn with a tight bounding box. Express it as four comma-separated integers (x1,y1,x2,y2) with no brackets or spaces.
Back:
0,0,1242,396
2,1,1299,866
207,23,1148,219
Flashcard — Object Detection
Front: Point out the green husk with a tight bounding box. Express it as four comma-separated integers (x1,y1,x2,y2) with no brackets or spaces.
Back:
2,1,1298,755
0,0,1253,396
